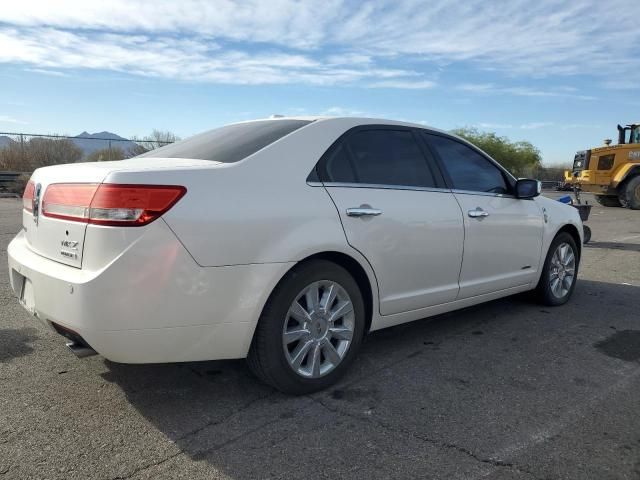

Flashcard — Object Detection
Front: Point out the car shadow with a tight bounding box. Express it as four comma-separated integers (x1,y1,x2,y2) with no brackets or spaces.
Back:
585,241,640,253
0,327,38,362
100,279,640,479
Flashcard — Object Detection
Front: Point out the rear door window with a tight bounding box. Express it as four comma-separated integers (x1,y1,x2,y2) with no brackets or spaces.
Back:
323,129,437,188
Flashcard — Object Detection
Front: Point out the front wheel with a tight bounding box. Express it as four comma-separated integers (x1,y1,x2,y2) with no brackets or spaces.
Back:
535,233,579,306
247,260,366,395
624,176,640,210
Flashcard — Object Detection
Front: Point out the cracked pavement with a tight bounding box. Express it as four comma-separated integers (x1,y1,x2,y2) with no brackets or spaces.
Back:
1,193,640,480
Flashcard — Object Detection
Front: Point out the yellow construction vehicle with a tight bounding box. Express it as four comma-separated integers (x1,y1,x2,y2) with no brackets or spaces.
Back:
564,123,640,209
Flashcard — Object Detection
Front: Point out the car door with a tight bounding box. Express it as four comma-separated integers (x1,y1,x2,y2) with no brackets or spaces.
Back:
318,127,464,316
423,132,544,299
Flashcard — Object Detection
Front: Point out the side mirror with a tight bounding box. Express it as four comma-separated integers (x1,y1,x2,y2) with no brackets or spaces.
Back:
515,178,541,199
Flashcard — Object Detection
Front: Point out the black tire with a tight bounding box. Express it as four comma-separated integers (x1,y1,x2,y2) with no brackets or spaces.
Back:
247,260,366,395
618,195,629,209
582,225,591,244
595,195,621,207
624,176,640,210
535,232,580,306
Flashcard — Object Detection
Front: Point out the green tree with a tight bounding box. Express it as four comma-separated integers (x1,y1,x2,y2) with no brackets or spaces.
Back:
451,127,542,177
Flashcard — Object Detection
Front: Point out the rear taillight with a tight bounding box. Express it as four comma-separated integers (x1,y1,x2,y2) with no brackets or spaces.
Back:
42,184,186,226
22,180,35,212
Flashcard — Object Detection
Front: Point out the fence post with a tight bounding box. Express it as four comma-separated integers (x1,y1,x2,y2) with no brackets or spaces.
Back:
108,140,112,162
20,134,25,170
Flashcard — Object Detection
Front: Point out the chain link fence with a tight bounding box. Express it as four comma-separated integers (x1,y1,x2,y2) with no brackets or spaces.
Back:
0,132,175,195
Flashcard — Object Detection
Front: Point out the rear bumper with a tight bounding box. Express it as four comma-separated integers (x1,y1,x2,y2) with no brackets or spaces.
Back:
7,221,294,363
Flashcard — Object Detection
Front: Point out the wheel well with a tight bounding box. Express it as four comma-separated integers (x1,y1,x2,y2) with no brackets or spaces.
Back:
557,224,582,259
299,251,374,333
617,167,640,191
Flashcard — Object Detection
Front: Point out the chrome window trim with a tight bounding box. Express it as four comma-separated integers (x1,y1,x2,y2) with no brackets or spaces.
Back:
450,188,516,199
321,182,452,194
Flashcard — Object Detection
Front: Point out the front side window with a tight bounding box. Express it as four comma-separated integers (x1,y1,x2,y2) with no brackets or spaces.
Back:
425,134,510,194
324,129,436,188
136,120,311,163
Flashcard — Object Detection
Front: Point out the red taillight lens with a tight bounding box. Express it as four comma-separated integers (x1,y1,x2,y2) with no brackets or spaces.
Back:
22,180,35,212
88,184,187,226
42,184,186,226
41,183,99,221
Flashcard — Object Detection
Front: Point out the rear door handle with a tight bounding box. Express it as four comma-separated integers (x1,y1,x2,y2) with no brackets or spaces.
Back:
468,208,489,218
346,206,383,217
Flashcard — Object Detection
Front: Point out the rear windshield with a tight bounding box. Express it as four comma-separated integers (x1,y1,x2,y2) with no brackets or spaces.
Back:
136,120,311,163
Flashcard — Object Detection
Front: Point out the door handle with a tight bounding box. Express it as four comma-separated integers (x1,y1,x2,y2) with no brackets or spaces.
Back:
346,206,383,217
468,208,489,218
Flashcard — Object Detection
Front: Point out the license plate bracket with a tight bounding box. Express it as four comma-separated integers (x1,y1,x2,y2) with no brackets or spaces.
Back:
19,276,36,315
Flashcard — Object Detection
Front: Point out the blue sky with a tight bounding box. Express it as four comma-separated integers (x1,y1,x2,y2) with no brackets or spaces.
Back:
0,0,638,165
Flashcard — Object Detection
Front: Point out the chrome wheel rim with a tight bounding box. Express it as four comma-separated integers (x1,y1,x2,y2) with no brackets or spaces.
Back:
282,280,355,378
549,242,576,298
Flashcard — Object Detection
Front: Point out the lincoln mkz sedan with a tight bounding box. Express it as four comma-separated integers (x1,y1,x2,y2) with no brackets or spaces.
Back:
8,117,583,394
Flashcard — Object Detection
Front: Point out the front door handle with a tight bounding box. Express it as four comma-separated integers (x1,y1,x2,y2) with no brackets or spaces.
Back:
468,208,489,218
346,206,383,217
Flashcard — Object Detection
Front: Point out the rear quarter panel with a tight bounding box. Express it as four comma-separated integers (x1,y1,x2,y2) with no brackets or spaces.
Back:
104,119,368,267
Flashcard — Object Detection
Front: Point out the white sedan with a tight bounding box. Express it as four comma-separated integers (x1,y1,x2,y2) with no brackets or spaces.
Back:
8,117,583,394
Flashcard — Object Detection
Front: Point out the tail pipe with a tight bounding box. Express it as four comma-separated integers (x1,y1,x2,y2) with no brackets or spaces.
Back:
52,322,97,359
66,341,97,358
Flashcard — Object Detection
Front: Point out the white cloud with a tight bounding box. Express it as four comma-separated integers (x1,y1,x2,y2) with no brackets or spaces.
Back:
319,107,365,117
458,83,595,100
368,80,436,89
0,0,637,88
477,122,553,130
520,122,554,130
0,115,27,125
24,68,69,77
0,27,425,87
477,122,601,131
477,122,515,129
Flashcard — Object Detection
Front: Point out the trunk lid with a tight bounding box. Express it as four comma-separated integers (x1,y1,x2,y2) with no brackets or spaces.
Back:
24,158,214,268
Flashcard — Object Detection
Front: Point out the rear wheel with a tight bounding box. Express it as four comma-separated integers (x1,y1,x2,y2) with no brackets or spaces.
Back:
247,260,365,395
535,232,579,306
624,176,640,210
595,195,621,207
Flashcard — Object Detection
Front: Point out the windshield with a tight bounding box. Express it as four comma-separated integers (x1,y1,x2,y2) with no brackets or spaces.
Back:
633,126,640,144
136,120,311,162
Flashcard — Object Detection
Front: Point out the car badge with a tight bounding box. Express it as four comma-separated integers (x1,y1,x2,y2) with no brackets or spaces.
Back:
33,183,42,225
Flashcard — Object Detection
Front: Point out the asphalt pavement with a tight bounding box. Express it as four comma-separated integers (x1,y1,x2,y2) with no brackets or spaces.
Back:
1,192,639,480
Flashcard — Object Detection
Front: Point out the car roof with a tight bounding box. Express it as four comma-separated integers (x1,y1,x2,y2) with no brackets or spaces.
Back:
239,115,450,135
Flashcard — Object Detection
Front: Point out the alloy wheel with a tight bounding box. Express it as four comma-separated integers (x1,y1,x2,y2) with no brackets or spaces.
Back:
549,242,576,298
282,280,355,378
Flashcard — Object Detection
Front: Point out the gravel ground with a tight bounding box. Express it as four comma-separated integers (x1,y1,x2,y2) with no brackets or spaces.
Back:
1,192,639,480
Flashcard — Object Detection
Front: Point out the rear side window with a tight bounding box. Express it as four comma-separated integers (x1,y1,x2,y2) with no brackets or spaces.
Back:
136,120,311,163
324,129,436,188
425,134,510,194
324,144,357,183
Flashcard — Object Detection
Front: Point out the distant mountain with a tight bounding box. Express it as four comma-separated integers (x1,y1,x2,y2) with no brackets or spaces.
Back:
0,135,14,148
72,131,139,157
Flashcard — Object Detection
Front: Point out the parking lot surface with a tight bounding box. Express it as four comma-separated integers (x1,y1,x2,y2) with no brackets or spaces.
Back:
1,193,639,480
